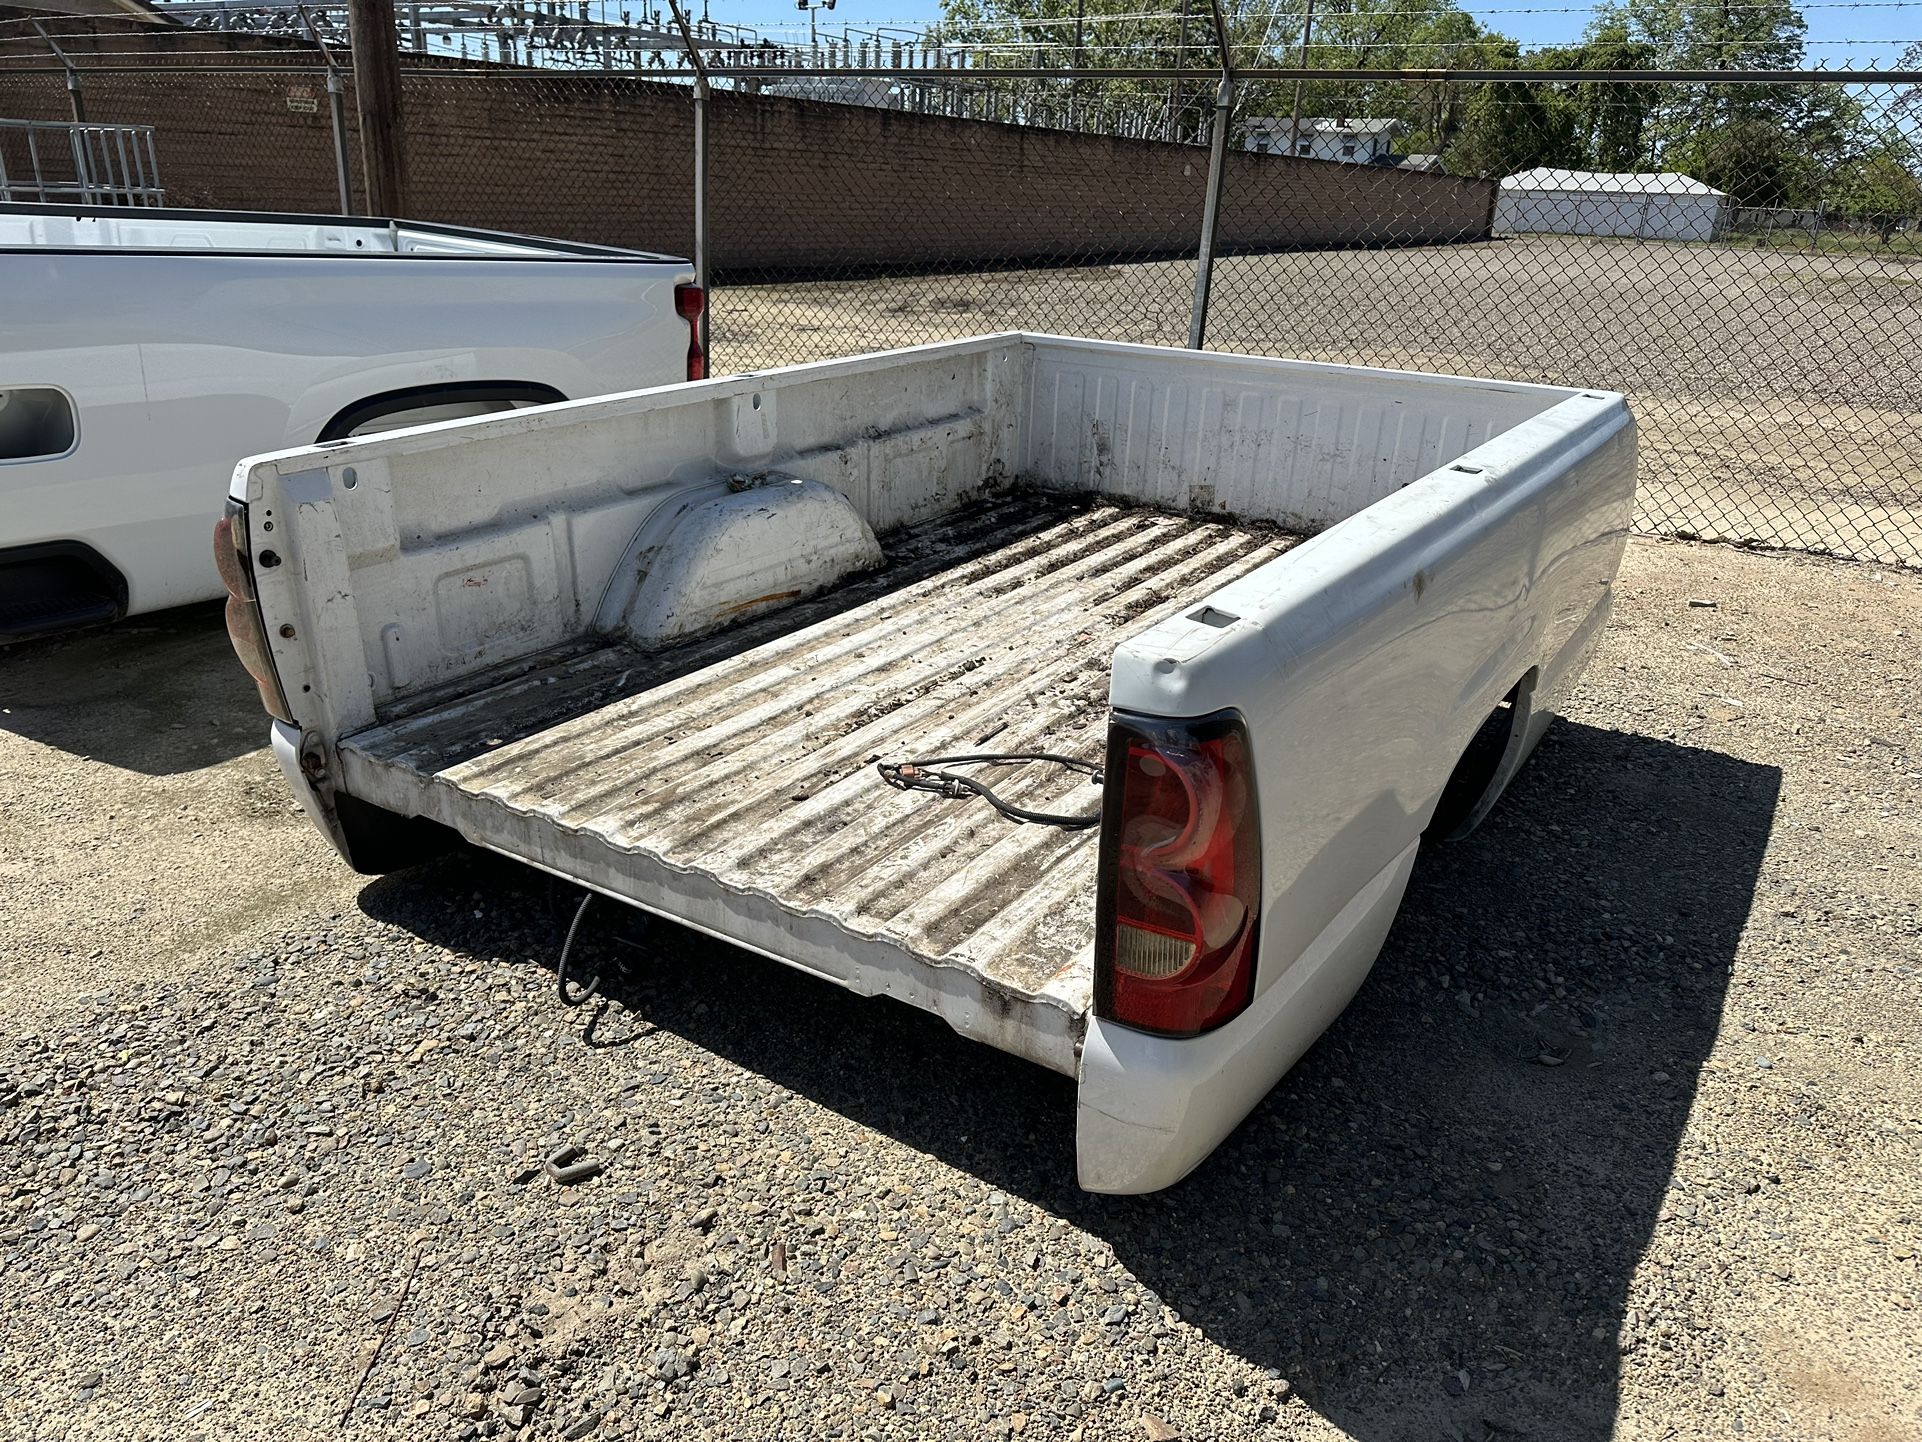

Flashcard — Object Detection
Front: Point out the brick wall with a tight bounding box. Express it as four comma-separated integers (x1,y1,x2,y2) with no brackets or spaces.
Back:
0,19,1495,273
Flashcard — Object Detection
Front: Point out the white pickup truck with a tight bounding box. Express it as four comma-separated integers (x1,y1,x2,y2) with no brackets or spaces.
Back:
222,334,1635,1192
0,201,699,641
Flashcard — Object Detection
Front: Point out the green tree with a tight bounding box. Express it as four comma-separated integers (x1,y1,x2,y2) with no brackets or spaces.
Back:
934,0,1257,141
1593,0,1809,181
1666,116,1811,204
1222,0,1517,152
1442,80,1581,178
936,0,1522,150
1832,143,1922,228
1539,18,1662,169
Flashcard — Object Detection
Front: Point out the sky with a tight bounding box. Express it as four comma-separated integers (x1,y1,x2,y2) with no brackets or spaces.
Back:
689,1,1920,68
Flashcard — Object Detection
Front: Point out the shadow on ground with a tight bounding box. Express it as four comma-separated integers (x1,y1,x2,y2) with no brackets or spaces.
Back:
0,602,266,774
360,720,1779,1442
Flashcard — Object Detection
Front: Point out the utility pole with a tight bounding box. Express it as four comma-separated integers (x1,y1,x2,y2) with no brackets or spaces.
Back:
348,0,409,215
1289,0,1315,154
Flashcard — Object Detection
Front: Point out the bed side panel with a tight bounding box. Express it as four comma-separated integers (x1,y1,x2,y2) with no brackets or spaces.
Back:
1019,337,1577,532
1075,392,1634,1192
1111,391,1636,1001
238,336,1030,734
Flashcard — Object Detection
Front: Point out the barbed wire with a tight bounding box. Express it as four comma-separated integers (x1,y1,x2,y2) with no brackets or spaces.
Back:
5,23,1918,59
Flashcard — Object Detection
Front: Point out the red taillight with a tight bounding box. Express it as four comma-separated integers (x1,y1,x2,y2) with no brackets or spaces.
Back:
213,500,295,725
1095,711,1261,1038
674,282,706,381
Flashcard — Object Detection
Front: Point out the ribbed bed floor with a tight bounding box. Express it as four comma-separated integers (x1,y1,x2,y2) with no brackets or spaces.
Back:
343,492,1301,1058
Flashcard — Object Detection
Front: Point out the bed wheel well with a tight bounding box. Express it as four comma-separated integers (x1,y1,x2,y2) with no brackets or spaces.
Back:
1426,670,1538,841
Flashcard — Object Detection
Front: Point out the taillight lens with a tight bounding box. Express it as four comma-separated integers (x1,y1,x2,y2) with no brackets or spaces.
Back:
674,282,706,381
1095,711,1261,1038
213,499,295,725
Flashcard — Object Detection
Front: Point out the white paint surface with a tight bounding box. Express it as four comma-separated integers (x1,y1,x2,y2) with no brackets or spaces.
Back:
235,333,1637,1192
0,208,692,620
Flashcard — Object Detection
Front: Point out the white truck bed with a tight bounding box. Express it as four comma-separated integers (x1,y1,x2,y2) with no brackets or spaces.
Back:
341,494,1300,1073
228,333,1636,1192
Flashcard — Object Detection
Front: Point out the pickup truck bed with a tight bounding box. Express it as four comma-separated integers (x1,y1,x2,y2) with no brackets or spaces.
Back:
227,333,1635,1192
342,493,1300,1073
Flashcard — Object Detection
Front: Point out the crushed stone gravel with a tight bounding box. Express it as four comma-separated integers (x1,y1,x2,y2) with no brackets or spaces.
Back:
0,536,1916,1442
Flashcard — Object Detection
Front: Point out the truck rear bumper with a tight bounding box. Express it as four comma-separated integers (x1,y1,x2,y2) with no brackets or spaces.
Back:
1074,838,1420,1194
271,719,340,847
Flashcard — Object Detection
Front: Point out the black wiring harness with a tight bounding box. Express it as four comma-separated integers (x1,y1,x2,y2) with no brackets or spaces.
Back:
876,751,1105,830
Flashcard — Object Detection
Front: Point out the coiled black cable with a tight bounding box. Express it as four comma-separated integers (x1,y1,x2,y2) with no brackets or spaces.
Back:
555,890,601,1006
876,751,1104,829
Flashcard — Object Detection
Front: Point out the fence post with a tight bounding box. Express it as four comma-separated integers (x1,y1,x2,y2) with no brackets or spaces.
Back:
325,70,354,214
1289,0,1314,149
29,21,86,125
301,7,356,214
347,0,408,215
668,0,711,361
1187,0,1236,351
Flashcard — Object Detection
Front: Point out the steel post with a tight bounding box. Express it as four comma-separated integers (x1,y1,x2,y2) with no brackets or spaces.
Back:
1289,0,1315,151
691,83,709,356
668,0,711,358
300,8,355,213
1187,75,1234,351
1188,0,1235,351
326,70,353,212
30,22,86,124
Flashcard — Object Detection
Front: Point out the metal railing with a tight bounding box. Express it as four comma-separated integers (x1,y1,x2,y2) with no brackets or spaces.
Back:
0,118,164,205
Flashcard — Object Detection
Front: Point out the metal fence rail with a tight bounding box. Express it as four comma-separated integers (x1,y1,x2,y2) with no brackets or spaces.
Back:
0,118,164,205
1,11,1918,568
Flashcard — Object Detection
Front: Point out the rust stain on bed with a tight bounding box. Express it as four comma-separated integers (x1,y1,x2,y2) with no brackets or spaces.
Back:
718,589,804,616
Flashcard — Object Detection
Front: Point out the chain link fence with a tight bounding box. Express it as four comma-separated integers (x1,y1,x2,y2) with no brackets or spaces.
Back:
2,14,1918,567
703,70,1922,568
1207,77,1922,567
397,71,695,254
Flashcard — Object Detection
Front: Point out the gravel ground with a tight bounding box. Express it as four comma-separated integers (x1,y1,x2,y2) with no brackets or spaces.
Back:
1,537,1917,1442
713,236,1922,567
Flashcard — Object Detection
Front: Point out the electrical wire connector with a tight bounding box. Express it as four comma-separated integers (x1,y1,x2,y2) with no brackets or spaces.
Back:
876,751,1104,829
